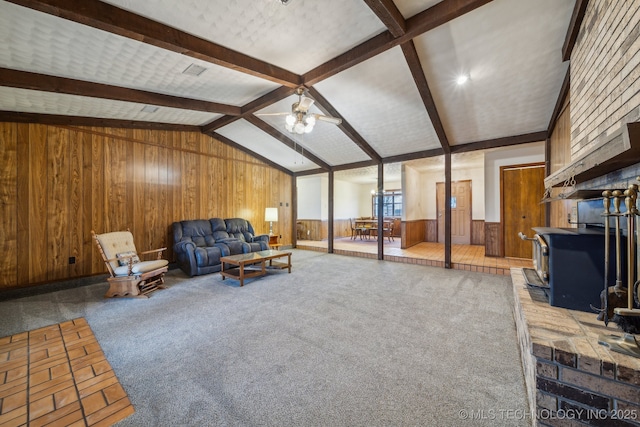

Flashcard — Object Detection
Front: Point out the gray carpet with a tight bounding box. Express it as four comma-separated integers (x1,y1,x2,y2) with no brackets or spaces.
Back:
0,250,530,426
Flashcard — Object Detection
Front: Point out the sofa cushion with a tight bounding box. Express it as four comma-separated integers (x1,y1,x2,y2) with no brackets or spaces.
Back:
195,246,222,267
113,259,168,276
210,218,231,241
179,220,214,247
225,218,252,241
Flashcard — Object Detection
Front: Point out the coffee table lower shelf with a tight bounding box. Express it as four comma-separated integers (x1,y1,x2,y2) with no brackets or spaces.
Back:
220,250,291,287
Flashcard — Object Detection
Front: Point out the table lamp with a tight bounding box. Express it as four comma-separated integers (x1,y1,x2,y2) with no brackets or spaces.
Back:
265,207,278,235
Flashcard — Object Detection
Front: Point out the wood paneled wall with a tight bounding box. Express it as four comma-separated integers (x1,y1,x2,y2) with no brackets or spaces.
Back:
471,220,485,245
297,219,351,241
425,220,437,243
402,220,427,249
549,98,574,228
484,222,503,257
0,122,293,290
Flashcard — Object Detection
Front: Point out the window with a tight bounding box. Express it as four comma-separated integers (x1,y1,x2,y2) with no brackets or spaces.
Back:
372,189,402,217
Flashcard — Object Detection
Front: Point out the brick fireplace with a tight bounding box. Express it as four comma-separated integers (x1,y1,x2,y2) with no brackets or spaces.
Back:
512,269,640,426
515,0,640,425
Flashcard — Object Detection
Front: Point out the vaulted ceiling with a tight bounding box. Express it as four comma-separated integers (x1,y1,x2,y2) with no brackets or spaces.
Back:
0,0,578,176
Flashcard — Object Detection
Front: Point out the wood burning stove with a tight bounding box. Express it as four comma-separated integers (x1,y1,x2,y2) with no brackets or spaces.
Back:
523,227,624,313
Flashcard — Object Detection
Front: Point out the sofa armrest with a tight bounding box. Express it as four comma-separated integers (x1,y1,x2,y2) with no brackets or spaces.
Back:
173,241,198,276
252,234,270,243
213,242,231,257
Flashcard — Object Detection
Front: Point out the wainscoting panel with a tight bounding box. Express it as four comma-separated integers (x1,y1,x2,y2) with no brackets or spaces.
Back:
484,222,503,257
0,122,293,290
402,220,427,249
426,220,437,242
471,220,485,245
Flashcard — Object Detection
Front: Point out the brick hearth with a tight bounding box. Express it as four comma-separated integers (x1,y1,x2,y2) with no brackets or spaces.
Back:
511,269,640,426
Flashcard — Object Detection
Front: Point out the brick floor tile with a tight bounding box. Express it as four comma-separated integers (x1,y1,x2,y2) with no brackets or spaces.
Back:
29,375,75,402
101,383,127,405
0,405,27,426
85,397,133,426
5,364,27,382
30,394,55,420
81,390,108,415
30,401,83,427
50,362,71,379
0,318,133,427
77,373,117,398
54,386,79,408
0,376,27,397
1,388,27,413
90,404,134,427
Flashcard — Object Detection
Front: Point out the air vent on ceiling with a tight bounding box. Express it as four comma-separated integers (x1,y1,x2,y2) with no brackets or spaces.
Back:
182,63,208,76
141,105,159,113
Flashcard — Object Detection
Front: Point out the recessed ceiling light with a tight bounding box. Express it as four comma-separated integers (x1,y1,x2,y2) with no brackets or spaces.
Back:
182,63,208,77
141,105,159,113
456,74,470,85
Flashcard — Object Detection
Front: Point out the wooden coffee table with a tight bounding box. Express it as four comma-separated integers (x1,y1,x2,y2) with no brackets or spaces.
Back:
220,249,291,286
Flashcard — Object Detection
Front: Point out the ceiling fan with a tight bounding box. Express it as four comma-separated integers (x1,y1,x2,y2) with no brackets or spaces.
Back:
258,87,342,135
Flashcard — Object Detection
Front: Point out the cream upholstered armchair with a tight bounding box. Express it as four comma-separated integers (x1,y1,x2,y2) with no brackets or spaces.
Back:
92,230,169,298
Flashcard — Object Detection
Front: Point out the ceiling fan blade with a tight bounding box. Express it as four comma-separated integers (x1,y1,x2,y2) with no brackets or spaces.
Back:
255,112,290,116
297,96,315,113
313,114,342,125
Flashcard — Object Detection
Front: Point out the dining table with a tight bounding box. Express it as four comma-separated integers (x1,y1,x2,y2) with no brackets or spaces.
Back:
354,219,392,240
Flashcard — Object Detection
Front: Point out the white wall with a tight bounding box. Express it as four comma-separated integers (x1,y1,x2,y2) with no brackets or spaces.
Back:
484,142,545,222
403,164,428,220
296,175,324,219
334,179,365,219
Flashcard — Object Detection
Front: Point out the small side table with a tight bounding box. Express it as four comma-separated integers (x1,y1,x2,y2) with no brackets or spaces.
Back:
268,234,281,249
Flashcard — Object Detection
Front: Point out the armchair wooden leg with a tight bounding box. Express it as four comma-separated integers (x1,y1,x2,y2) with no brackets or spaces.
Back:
104,267,167,298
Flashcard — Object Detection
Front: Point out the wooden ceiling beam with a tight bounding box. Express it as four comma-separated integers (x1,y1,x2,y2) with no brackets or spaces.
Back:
383,147,444,164
401,41,451,154
304,0,492,85
245,115,331,171
331,159,380,172
306,87,381,163
0,67,240,116
547,67,570,135
0,110,201,131
294,168,329,177
363,0,406,37
562,0,589,61
201,86,296,133
450,131,548,153
6,0,301,87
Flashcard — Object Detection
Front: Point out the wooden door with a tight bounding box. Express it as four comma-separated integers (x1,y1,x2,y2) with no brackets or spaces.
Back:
436,181,472,244
502,164,546,258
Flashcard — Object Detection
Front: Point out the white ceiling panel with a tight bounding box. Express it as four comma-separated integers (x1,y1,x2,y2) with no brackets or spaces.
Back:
101,0,387,74
315,46,442,157
256,95,372,166
216,119,319,173
413,0,573,145
394,0,444,19
0,87,221,125
0,1,279,106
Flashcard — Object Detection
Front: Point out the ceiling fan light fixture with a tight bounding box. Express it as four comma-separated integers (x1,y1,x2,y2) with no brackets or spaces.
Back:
285,114,296,126
294,122,306,134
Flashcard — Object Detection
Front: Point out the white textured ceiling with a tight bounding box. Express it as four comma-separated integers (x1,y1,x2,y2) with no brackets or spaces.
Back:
101,0,387,74
413,0,573,144
0,0,576,177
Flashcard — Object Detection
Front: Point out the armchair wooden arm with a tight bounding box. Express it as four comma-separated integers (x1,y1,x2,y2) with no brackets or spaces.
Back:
139,247,167,260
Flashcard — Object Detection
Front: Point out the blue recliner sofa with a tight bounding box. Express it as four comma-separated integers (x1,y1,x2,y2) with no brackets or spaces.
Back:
172,218,269,276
